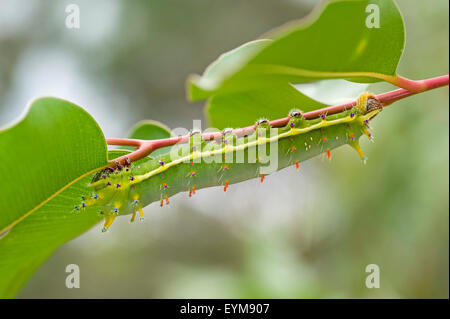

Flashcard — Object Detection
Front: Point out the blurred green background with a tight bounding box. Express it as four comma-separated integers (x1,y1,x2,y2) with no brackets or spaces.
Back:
0,0,447,298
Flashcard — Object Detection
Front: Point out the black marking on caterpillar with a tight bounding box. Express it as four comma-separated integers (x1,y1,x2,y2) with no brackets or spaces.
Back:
79,93,382,232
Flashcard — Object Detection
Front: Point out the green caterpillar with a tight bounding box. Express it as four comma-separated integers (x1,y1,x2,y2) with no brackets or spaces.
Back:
77,93,381,231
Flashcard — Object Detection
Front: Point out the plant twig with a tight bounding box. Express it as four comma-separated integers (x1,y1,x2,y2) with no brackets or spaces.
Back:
107,74,449,166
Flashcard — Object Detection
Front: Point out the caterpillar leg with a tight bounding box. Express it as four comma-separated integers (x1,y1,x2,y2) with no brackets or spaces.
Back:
102,215,116,232
349,140,367,163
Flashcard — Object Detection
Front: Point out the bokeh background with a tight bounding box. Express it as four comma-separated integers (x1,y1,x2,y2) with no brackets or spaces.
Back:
0,0,448,298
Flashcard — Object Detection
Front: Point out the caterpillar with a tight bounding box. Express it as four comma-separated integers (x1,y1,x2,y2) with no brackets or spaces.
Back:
75,93,382,232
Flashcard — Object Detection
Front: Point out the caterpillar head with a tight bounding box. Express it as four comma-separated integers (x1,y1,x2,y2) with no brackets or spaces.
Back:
357,93,382,120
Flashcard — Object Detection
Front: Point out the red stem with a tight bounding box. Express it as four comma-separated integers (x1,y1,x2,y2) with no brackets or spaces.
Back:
108,74,448,166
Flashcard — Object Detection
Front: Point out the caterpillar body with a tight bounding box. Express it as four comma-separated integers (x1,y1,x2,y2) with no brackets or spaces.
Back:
78,93,382,232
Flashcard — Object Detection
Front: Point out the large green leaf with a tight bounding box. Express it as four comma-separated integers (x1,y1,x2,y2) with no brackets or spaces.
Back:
187,39,272,100
187,0,404,100
0,98,108,230
0,100,175,297
0,97,109,298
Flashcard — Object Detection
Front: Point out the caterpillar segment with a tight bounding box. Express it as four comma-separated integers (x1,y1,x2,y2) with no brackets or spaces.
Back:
80,92,382,231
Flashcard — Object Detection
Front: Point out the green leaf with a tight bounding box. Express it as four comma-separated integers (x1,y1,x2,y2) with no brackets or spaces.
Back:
0,97,108,230
0,101,177,298
187,39,272,100
187,0,404,100
206,79,371,129
206,84,326,129
127,120,172,141
293,79,369,105
124,120,173,156
0,97,109,298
